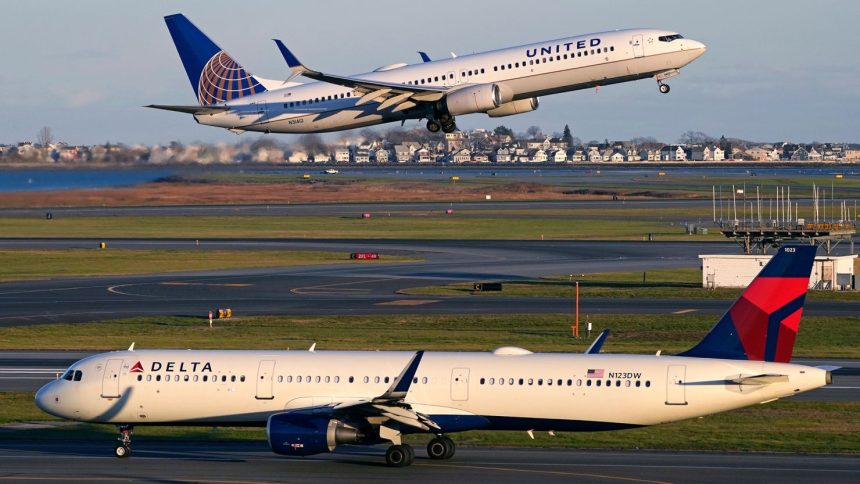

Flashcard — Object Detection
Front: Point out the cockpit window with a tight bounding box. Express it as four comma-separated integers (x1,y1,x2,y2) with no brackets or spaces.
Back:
73,370,83,381
659,34,684,42
62,370,74,381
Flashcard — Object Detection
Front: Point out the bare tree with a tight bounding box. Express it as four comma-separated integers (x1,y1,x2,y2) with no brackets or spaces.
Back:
526,125,543,139
37,126,54,146
297,134,328,154
678,131,714,145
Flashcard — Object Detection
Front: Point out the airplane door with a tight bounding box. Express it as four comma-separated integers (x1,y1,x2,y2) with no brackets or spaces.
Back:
101,359,123,398
451,368,470,401
255,101,268,117
632,34,644,58
445,71,456,86
666,365,687,405
255,360,276,400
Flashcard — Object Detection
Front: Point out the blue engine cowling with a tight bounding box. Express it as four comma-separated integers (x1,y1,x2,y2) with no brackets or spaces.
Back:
267,413,361,456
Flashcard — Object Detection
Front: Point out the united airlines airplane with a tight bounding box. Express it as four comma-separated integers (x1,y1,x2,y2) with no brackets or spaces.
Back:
36,246,834,467
148,14,706,134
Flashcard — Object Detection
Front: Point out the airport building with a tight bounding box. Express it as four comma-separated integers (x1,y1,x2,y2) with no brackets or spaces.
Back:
700,253,857,291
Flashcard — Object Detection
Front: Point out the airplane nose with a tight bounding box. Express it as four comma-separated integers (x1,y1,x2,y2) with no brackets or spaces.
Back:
690,40,707,53
34,382,55,415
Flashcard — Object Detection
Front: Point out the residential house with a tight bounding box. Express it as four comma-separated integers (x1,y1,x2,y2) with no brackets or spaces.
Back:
744,147,769,161
354,149,371,163
790,146,809,161
374,148,391,163
495,147,514,163
416,147,433,163
660,145,687,161
451,148,471,163
528,148,548,162
549,149,568,162
334,148,351,163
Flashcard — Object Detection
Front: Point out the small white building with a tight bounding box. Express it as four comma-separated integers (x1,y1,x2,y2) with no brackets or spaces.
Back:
699,253,857,291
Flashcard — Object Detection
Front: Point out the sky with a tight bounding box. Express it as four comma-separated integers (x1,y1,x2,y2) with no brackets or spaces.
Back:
2,0,859,146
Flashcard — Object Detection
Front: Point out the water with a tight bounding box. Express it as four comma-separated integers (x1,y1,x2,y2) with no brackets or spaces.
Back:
0,169,173,193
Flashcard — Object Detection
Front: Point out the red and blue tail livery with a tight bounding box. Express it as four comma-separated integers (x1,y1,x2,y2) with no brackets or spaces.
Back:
681,245,817,363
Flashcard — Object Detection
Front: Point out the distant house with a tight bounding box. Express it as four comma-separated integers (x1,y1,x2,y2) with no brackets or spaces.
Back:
808,147,822,161
472,153,490,163
745,147,769,161
312,152,331,163
528,149,548,162
660,145,687,161
354,149,371,163
375,148,391,163
416,147,433,163
569,148,586,162
394,144,414,163
451,148,471,163
549,149,568,162
334,148,351,163
495,147,514,163
609,150,625,162
685,146,705,161
588,147,602,162
791,146,809,161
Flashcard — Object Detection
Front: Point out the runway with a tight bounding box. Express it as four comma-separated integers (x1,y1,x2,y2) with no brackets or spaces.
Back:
0,441,856,483
1,239,858,327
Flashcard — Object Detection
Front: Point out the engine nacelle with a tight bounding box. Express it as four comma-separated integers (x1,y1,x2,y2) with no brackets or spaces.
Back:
487,97,540,118
445,84,502,116
267,413,362,456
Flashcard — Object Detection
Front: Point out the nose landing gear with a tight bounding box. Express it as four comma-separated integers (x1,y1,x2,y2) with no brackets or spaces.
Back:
114,424,133,458
658,82,670,94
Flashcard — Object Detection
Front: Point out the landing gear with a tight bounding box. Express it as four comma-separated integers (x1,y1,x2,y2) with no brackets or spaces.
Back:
658,82,670,94
426,114,458,134
114,425,133,458
426,119,441,133
385,444,415,467
427,435,456,460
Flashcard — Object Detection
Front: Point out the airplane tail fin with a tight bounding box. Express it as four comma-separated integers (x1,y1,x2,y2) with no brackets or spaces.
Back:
679,245,817,363
163,14,267,105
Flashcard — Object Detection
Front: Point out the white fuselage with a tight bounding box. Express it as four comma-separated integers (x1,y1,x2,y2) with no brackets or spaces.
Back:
197,28,705,134
36,349,826,432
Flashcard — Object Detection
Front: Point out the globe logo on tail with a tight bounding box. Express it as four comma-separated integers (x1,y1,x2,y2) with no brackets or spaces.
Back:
197,51,265,105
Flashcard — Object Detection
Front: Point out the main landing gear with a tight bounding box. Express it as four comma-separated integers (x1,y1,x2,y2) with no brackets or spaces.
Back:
427,435,456,460
383,435,456,467
114,424,133,458
426,115,458,134
658,82,671,94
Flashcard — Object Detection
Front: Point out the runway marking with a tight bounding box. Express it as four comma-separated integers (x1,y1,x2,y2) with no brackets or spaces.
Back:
672,309,698,315
291,277,395,295
160,282,253,287
106,284,158,297
376,299,440,306
416,462,672,483
0,479,280,484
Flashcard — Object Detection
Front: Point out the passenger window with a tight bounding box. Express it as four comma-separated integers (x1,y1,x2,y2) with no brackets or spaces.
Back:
202,375,208,382
137,374,142,382
315,376,321,383
480,378,486,385
286,376,293,383
384,376,390,384
494,66,498,71
636,381,641,387
413,377,418,384
334,376,340,383
528,378,534,386
434,76,439,82
363,376,369,383
518,378,524,385
156,375,162,382
193,375,198,382
480,68,485,74
508,378,514,385
241,376,246,382
616,380,621,387
325,376,330,383
586,380,592,386
610,46,614,51
576,379,582,387
277,376,283,383
498,377,504,386
184,375,189,382
489,378,495,385
538,379,543,386
62,370,73,381
297,376,303,383
374,376,380,384
596,380,601,387
230,375,236,382
422,377,428,384
547,379,552,386
147,375,152,382
221,375,227,382
348,376,354,383
646,381,651,388
625,380,631,387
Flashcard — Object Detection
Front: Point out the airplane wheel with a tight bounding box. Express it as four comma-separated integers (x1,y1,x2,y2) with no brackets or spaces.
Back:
427,438,447,459
385,444,414,467
114,444,131,458
426,120,442,133
441,436,456,459
442,122,458,134
659,83,670,94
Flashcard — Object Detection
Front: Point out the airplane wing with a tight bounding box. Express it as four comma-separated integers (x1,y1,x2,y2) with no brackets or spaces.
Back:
273,40,447,113
281,351,441,432
145,104,231,115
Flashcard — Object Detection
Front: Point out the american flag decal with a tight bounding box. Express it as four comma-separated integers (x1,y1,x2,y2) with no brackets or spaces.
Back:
586,368,604,378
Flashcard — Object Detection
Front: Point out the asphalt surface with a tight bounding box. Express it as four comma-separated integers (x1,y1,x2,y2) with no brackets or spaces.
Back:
0,441,856,483
1,239,858,328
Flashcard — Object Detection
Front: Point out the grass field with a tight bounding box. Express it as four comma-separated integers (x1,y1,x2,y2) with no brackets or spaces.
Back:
402,267,860,302
0,249,415,281
0,313,856,357
0,215,708,240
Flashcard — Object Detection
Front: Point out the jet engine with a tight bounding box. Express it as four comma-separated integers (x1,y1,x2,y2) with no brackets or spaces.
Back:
445,83,502,116
487,97,540,118
267,413,362,456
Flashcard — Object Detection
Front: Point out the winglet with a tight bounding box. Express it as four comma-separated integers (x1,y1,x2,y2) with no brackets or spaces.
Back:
585,329,610,354
380,351,424,400
128,342,135,352
418,51,432,63
273,39,307,72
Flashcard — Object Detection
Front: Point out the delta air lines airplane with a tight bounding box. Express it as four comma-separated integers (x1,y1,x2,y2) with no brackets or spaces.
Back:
36,246,834,467
148,14,706,134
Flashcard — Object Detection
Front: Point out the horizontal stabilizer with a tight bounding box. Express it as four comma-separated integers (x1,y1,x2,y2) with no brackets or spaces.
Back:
145,104,230,115
730,374,789,385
